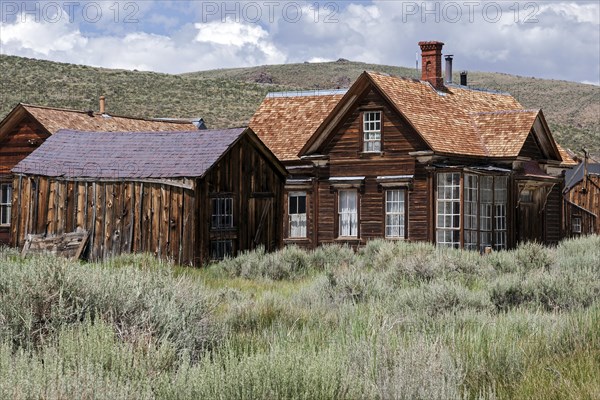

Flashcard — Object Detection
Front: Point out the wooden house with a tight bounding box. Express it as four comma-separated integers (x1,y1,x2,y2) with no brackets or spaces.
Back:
250,41,576,251
10,128,286,265
0,102,199,245
563,155,599,236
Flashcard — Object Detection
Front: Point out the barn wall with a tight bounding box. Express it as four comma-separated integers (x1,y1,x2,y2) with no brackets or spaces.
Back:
565,175,600,235
0,118,49,245
11,176,197,265
198,135,285,261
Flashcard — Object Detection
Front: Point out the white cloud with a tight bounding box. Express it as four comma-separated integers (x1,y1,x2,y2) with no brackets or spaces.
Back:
194,18,285,64
0,13,88,55
0,1,597,83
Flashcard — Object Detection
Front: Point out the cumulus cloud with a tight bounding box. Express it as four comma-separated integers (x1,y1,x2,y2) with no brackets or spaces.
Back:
194,18,285,64
0,13,88,55
0,0,597,84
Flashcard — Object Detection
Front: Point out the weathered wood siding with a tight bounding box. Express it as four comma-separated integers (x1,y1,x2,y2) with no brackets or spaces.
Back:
311,88,430,246
565,175,600,235
0,118,48,245
544,183,563,245
12,176,197,265
518,132,544,159
197,135,284,261
0,117,48,176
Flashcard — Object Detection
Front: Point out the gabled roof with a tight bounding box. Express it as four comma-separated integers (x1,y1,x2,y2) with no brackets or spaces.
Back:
293,71,572,166
13,128,248,179
249,90,346,161
0,103,198,142
565,162,600,191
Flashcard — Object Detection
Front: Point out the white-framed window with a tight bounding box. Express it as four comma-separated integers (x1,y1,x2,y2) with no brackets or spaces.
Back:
210,240,232,260
0,183,11,226
363,111,382,152
288,191,307,238
494,177,508,250
338,190,358,237
436,172,461,248
463,174,478,250
572,217,582,234
211,197,233,229
385,189,405,238
480,176,493,249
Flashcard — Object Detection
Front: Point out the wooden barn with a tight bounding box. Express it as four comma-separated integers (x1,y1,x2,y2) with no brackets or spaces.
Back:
10,128,286,265
250,40,576,251
0,101,199,245
563,154,599,236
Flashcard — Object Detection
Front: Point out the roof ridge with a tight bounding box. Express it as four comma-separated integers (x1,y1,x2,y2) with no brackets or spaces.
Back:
22,103,194,125
470,114,491,157
471,109,539,116
366,70,421,83
265,89,347,98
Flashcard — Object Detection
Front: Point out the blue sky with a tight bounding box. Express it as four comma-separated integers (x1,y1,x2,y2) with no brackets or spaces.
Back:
1,1,599,84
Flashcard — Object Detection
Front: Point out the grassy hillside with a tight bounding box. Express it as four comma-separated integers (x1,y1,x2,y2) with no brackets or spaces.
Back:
1,236,600,399
1,54,598,156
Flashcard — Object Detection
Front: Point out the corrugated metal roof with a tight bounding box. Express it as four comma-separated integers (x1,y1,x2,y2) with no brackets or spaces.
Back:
13,128,246,179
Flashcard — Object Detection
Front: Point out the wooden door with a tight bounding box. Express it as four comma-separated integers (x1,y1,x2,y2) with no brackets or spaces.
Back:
516,187,544,244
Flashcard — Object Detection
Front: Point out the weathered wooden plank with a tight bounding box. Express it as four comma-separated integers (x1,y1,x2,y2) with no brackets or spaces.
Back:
76,182,86,230
65,181,75,233
22,230,89,261
182,188,193,265
103,183,115,260
110,183,123,258
92,182,104,261
56,181,66,235
170,187,182,263
122,182,134,254
159,185,170,259
133,182,144,253
150,184,161,255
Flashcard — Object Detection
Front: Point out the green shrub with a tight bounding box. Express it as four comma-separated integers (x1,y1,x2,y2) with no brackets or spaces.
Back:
0,254,219,361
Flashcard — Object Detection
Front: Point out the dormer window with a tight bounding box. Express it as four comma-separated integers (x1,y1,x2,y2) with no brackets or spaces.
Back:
363,111,382,152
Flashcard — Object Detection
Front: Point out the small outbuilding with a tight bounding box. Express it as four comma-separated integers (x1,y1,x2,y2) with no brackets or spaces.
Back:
0,102,199,245
11,128,286,265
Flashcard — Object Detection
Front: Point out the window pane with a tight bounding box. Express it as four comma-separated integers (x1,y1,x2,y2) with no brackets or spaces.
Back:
289,192,307,238
1,184,12,226
339,190,358,237
212,197,233,229
385,189,405,238
363,111,382,152
436,173,460,247
211,240,233,260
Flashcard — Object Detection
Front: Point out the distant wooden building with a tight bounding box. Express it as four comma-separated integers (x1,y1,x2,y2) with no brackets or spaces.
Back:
250,41,576,250
563,157,599,236
0,102,199,245
11,128,286,265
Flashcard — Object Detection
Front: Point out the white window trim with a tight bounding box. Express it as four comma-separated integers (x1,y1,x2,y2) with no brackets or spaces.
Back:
436,172,461,248
338,190,358,238
363,111,382,153
288,191,307,238
0,183,11,227
385,189,406,239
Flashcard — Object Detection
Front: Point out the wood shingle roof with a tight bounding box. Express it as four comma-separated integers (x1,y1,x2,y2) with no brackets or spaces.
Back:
249,91,345,161
20,104,198,132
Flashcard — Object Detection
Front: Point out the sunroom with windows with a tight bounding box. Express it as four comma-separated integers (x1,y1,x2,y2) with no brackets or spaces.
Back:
436,171,509,251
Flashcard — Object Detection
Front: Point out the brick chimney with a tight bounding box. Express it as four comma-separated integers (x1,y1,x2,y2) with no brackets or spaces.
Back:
418,41,444,89
99,96,106,114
